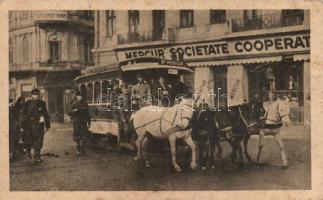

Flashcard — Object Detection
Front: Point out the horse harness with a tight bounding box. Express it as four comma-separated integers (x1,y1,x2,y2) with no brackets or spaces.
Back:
133,102,194,137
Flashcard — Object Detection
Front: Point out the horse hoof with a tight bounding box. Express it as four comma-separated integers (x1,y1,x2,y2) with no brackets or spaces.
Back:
211,165,215,170
133,157,140,161
201,166,207,170
174,166,182,172
190,163,198,170
145,161,151,168
281,165,289,169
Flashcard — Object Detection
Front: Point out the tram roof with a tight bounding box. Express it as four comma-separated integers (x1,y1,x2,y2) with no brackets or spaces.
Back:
74,57,193,84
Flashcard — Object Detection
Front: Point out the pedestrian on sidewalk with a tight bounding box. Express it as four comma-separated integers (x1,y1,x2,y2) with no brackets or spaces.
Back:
68,90,91,156
23,88,50,163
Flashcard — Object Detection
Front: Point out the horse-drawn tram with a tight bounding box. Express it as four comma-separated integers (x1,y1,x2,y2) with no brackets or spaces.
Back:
74,57,194,152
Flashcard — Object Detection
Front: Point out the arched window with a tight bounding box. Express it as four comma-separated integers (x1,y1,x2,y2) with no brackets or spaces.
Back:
48,33,61,61
9,39,13,64
22,36,29,63
86,83,93,103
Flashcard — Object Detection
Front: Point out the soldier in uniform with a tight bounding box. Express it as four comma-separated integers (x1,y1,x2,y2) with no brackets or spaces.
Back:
23,88,50,162
68,90,91,156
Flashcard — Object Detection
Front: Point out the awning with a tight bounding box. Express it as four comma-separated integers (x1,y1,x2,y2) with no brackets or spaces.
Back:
293,54,310,61
187,56,282,67
121,62,194,74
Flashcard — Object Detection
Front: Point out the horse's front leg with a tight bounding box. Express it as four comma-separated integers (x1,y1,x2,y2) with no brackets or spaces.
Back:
243,134,253,163
183,134,197,170
274,132,288,168
169,135,181,172
133,132,145,161
256,130,265,164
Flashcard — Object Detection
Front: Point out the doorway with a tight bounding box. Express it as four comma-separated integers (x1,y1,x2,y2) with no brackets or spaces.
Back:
47,87,64,123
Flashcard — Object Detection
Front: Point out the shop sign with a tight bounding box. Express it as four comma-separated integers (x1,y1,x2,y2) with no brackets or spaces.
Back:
116,34,310,61
34,11,68,21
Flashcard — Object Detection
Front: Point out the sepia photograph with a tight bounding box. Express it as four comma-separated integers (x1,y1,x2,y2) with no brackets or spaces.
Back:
7,9,311,192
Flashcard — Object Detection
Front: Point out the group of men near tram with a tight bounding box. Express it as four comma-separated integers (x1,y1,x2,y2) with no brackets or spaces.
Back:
9,73,289,168
8,74,191,161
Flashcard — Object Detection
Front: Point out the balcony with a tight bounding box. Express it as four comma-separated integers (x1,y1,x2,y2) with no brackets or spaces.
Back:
9,61,93,72
231,13,304,32
117,28,175,45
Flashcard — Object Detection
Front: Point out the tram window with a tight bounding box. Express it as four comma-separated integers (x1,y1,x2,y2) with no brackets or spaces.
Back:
86,83,93,103
80,84,87,99
102,81,108,96
94,82,101,103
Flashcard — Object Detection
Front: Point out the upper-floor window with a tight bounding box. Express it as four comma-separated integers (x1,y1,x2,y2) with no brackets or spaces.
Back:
210,10,226,24
243,10,262,30
180,10,194,28
9,11,13,24
128,10,139,34
106,10,116,37
48,33,61,61
84,39,93,63
20,11,29,19
22,36,29,63
282,9,304,26
79,11,93,19
244,10,262,20
9,39,13,64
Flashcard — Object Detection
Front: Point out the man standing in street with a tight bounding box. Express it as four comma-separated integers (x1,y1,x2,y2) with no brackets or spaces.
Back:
68,90,91,156
23,88,50,163
9,98,19,160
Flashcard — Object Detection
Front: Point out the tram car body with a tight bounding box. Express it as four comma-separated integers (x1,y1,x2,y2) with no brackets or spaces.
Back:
74,57,194,151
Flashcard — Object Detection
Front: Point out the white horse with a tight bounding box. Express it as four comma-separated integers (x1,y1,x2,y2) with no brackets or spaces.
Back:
130,98,197,172
256,96,291,168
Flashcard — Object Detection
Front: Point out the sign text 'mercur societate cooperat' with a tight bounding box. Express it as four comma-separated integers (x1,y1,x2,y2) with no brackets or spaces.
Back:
117,34,310,61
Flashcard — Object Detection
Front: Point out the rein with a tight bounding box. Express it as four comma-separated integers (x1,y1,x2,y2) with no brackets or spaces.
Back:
134,101,195,137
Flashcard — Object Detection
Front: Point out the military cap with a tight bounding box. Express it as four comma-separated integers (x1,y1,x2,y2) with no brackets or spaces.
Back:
31,88,40,95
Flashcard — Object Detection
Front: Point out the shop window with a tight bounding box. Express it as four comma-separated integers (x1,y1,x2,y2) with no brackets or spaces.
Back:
22,36,29,63
213,67,228,108
210,10,226,24
180,10,194,28
248,62,304,122
48,33,61,62
86,83,93,103
106,10,116,37
282,9,304,26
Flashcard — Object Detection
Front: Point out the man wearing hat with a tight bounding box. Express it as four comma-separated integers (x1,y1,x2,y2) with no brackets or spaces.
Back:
68,90,91,156
131,74,151,109
23,88,50,162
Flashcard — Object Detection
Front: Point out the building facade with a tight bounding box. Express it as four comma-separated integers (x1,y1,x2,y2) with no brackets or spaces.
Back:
9,11,94,122
90,10,310,124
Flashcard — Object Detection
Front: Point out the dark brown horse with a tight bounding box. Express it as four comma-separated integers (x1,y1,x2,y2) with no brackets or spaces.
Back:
192,102,265,169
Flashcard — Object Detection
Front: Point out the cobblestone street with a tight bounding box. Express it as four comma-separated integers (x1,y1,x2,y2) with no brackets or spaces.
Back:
10,123,311,191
